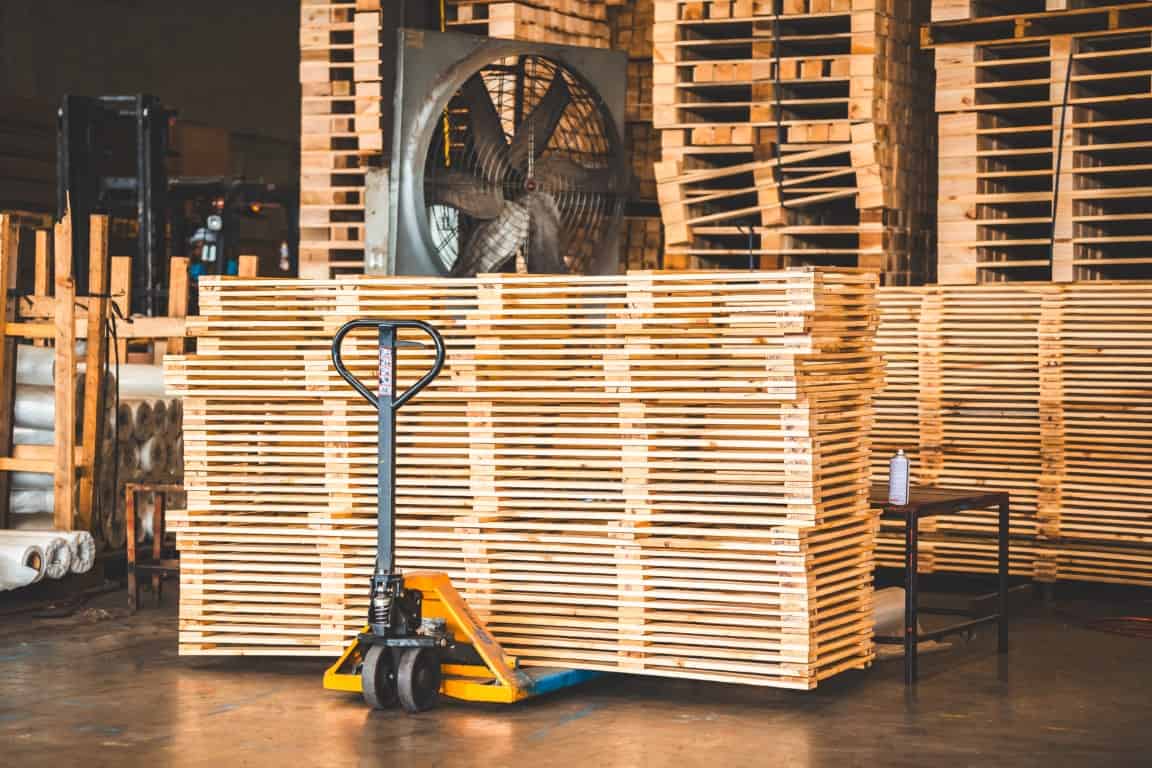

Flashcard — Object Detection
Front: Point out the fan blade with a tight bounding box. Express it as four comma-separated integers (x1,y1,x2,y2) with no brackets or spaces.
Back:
532,155,617,197
507,72,571,171
520,191,567,274
428,170,505,220
460,74,510,170
453,201,530,276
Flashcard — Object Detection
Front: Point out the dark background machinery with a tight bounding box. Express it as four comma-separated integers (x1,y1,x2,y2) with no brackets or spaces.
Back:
57,94,298,315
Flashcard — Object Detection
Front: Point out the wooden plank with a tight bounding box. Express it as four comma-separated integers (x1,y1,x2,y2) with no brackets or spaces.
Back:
0,215,19,528
111,255,132,363
166,257,190,357
78,215,110,533
53,212,76,530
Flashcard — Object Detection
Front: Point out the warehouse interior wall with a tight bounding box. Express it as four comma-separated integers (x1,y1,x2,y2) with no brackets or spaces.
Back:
0,1,300,142
0,1,301,209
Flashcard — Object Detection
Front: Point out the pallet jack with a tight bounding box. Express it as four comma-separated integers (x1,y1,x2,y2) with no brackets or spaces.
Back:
323,319,597,712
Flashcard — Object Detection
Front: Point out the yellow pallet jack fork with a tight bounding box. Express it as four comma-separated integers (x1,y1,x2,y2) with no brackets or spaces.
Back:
323,319,597,712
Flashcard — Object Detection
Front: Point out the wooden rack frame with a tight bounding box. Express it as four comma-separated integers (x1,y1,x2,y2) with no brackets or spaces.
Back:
0,210,188,537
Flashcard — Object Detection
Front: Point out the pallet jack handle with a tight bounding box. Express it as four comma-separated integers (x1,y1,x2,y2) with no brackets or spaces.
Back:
330,319,446,411
331,318,445,587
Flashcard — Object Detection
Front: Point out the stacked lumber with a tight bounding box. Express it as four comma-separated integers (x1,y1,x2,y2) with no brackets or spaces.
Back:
622,215,664,268
298,0,383,278
651,0,935,283
611,1,665,272
166,268,883,689
871,282,1152,587
446,1,612,46
927,2,1152,283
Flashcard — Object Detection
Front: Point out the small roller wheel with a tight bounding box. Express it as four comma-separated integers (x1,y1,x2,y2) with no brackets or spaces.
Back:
397,647,442,713
361,644,398,709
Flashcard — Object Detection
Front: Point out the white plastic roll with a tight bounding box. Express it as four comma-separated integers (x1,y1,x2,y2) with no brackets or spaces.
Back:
0,539,46,584
874,587,915,637
0,555,40,591
137,436,168,475
135,492,156,543
66,530,96,574
11,471,52,490
127,400,155,439
15,385,57,430
116,364,168,398
2,529,94,574
14,378,85,430
118,442,140,478
10,489,53,516
13,427,53,445
15,343,87,386
115,403,137,446
16,345,55,386
168,399,183,437
152,400,169,438
0,534,70,579
173,436,184,474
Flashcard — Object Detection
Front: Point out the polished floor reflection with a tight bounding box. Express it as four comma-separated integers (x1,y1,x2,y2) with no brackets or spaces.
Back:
1,589,1148,767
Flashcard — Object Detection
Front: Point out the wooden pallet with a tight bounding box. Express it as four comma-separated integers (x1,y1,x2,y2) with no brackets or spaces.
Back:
167,268,882,688
651,0,935,284
299,0,384,278
622,215,664,268
871,281,1152,586
447,0,612,46
931,3,1152,282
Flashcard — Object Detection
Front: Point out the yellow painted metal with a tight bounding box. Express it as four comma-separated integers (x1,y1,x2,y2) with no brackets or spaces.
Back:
322,571,535,703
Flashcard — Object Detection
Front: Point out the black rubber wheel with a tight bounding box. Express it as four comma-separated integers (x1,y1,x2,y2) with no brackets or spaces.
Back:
397,647,442,713
361,644,398,709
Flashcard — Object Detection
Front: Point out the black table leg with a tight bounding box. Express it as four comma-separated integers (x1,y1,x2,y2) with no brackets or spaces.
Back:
998,499,1010,653
905,513,918,684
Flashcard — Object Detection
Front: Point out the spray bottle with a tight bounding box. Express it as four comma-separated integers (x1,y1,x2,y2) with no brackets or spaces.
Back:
888,449,910,506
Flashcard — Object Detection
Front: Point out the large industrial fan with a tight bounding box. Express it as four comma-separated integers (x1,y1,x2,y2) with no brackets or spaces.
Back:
377,29,628,276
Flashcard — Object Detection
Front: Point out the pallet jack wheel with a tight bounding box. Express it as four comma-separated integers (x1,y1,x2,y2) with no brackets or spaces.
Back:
361,644,398,709
397,647,442,713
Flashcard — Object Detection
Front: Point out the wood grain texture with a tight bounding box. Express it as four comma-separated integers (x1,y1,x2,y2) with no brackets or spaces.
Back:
871,282,1152,586
168,268,881,689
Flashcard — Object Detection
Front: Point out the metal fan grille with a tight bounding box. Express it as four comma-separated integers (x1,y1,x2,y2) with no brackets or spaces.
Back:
424,55,616,274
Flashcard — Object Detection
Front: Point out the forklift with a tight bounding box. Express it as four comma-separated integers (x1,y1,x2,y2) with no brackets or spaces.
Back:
57,94,298,315
323,319,597,712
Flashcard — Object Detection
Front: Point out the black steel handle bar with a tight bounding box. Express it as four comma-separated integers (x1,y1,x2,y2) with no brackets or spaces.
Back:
330,319,446,411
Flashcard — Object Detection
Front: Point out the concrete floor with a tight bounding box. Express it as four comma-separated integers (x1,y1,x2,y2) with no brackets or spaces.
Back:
1,587,1150,767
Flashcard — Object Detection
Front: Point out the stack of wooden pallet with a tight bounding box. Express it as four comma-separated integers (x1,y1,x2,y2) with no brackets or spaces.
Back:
446,0,612,45
167,268,882,689
299,0,385,279
611,0,665,270
927,2,1152,284
651,0,935,283
871,282,1152,587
